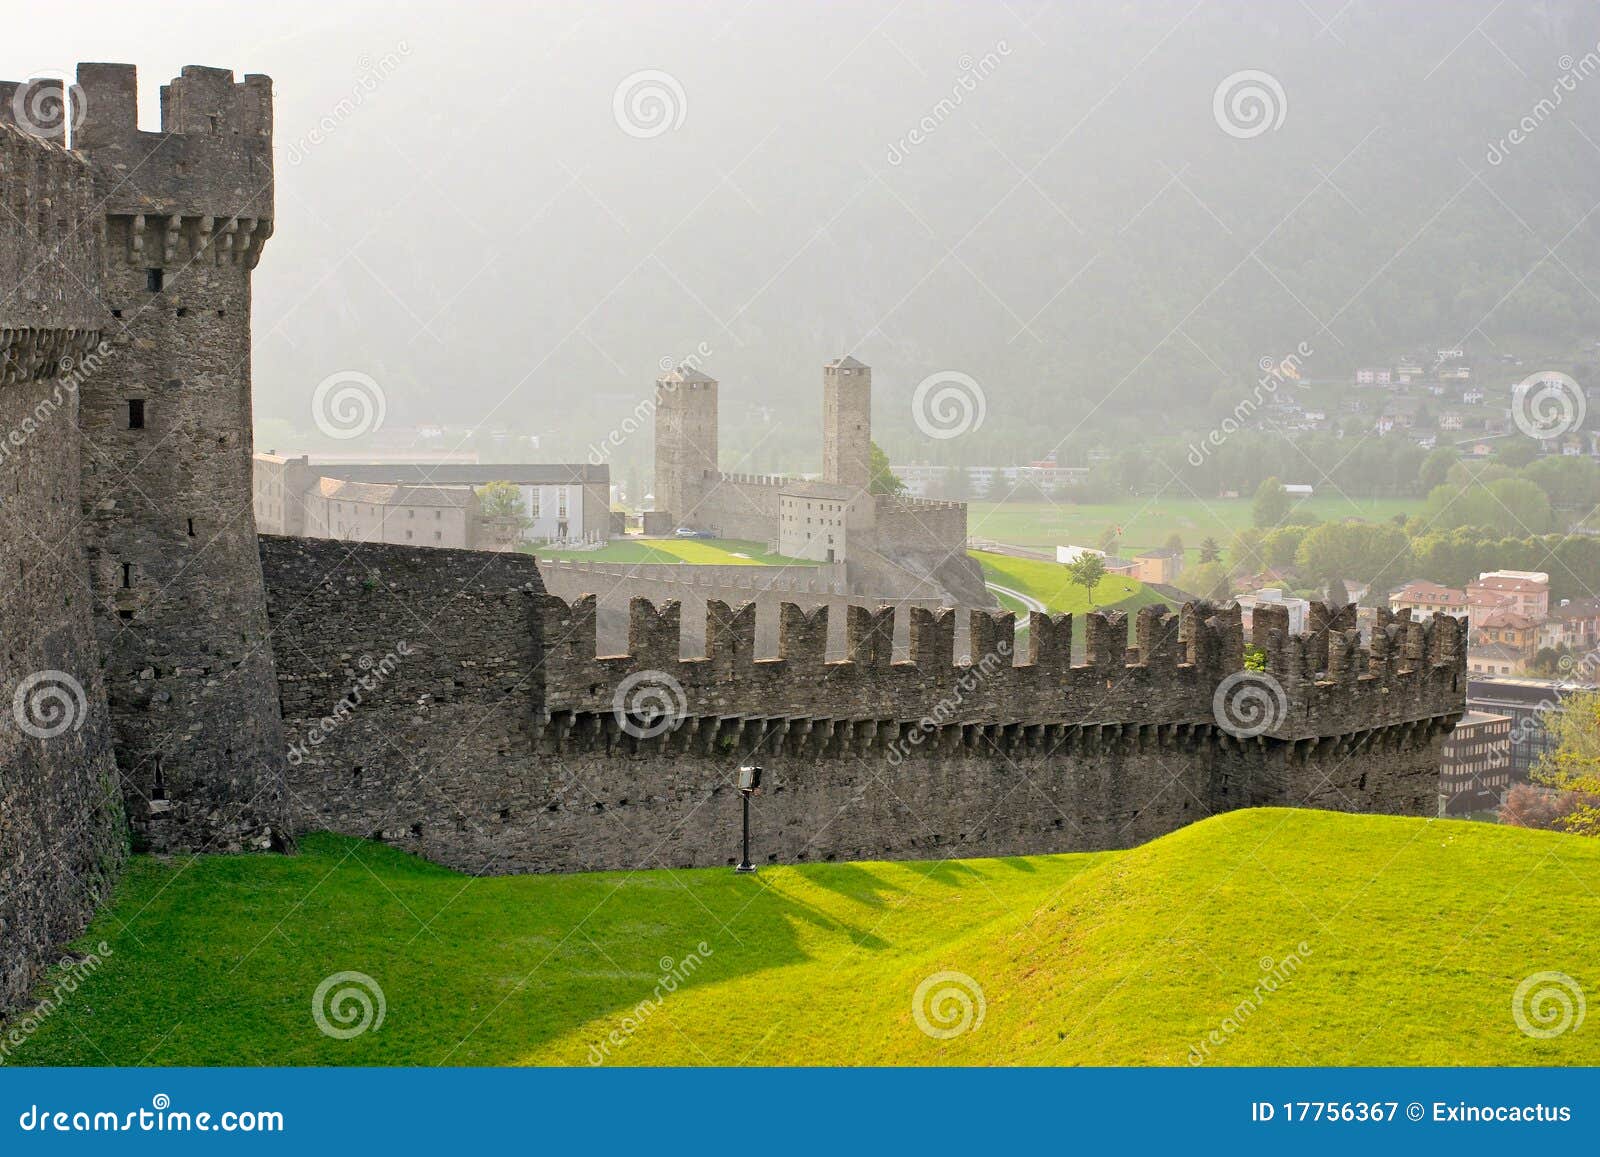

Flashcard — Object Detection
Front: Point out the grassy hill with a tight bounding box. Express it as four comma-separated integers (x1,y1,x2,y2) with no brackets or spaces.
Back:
533,537,818,566
8,810,1597,1067
967,498,1416,561
973,550,1173,616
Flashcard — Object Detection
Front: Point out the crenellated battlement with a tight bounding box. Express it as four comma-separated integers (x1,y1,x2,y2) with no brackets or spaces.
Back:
541,595,1465,751
57,64,272,258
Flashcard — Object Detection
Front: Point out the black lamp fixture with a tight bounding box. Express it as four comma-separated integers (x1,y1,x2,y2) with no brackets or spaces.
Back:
735,764,762,874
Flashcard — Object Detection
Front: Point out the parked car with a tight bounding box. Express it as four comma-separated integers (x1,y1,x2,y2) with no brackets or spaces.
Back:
674,526,714,539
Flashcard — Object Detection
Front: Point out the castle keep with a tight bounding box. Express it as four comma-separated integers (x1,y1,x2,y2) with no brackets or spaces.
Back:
0,61,1465,1013
652,356,983,606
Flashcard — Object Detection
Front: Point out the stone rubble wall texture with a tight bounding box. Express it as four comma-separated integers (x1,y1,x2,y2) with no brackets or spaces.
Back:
0,120,125,1010
264,535,1465,876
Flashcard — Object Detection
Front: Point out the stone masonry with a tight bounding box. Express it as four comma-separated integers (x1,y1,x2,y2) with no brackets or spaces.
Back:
263,534,1465,876
70,64,287,854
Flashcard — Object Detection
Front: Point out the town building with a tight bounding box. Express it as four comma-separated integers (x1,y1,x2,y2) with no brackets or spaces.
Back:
252,456,611,547
1389,580,1469,617
1237,588,1310,637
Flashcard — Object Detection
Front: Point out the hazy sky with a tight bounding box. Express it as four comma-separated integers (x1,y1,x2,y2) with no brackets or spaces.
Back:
7,1,1599,472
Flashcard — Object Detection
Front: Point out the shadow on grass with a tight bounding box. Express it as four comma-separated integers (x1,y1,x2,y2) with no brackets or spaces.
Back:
15,833,901,1067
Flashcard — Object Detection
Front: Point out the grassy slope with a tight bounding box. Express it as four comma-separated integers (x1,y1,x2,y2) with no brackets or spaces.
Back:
967,497,1416,558
534,537,818,566
11,811,1598,1066
973,551,1171,616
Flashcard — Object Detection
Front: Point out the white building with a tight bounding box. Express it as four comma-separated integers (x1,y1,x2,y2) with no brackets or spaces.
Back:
1237,588,1311,637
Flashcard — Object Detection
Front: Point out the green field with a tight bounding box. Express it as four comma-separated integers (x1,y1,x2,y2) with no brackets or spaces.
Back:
534,537,818,566
973,550,1173,615
967,497,1417,558
10,809,1597,1066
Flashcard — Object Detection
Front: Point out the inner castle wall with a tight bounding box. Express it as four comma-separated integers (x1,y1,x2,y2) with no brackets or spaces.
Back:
262,535,1463,876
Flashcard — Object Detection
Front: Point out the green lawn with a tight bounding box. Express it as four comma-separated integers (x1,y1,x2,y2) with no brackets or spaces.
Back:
534,537,818,566
10,809,1597,1066
967,497,1417,558
973,550,1173,616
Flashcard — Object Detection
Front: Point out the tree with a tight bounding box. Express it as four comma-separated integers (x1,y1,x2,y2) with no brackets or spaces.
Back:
478,481,529,524
1495,438,1540,468
868,442,907,496
1252,477,1291,528
1532,689,1600,836
1066,555,1107,608
1187,561,1231,603
1419,446,1460,491
1197,536,1223,564
1163,533,1184,556
1097,525,1122,554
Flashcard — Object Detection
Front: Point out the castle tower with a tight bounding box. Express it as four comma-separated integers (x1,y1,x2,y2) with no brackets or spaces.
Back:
653,364,718,524
71,64,288,852
822,356,872,489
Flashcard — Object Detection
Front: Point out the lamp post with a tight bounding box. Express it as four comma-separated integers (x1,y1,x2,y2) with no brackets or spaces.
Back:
735,764,762,874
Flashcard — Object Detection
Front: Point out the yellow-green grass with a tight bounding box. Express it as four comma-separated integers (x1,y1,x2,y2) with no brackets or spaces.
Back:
10,810,1598,1066
973,550,1171,616
968,497,1417,558
534,537,817,566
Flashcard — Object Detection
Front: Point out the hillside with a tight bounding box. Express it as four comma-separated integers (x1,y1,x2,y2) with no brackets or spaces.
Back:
8,810,1596,1066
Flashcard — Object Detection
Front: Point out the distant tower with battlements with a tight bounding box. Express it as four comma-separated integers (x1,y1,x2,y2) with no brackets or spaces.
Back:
822,356,872,490
71,63,287,852
653,364,719,524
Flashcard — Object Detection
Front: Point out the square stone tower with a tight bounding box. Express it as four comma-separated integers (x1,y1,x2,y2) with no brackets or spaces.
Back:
822,356,872,489
652,365,718,524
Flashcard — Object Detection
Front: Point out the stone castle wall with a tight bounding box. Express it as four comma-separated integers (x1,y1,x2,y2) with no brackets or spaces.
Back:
687,472,785,541
538,556,945,658
0,122,125,1011
263,535,1463,876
